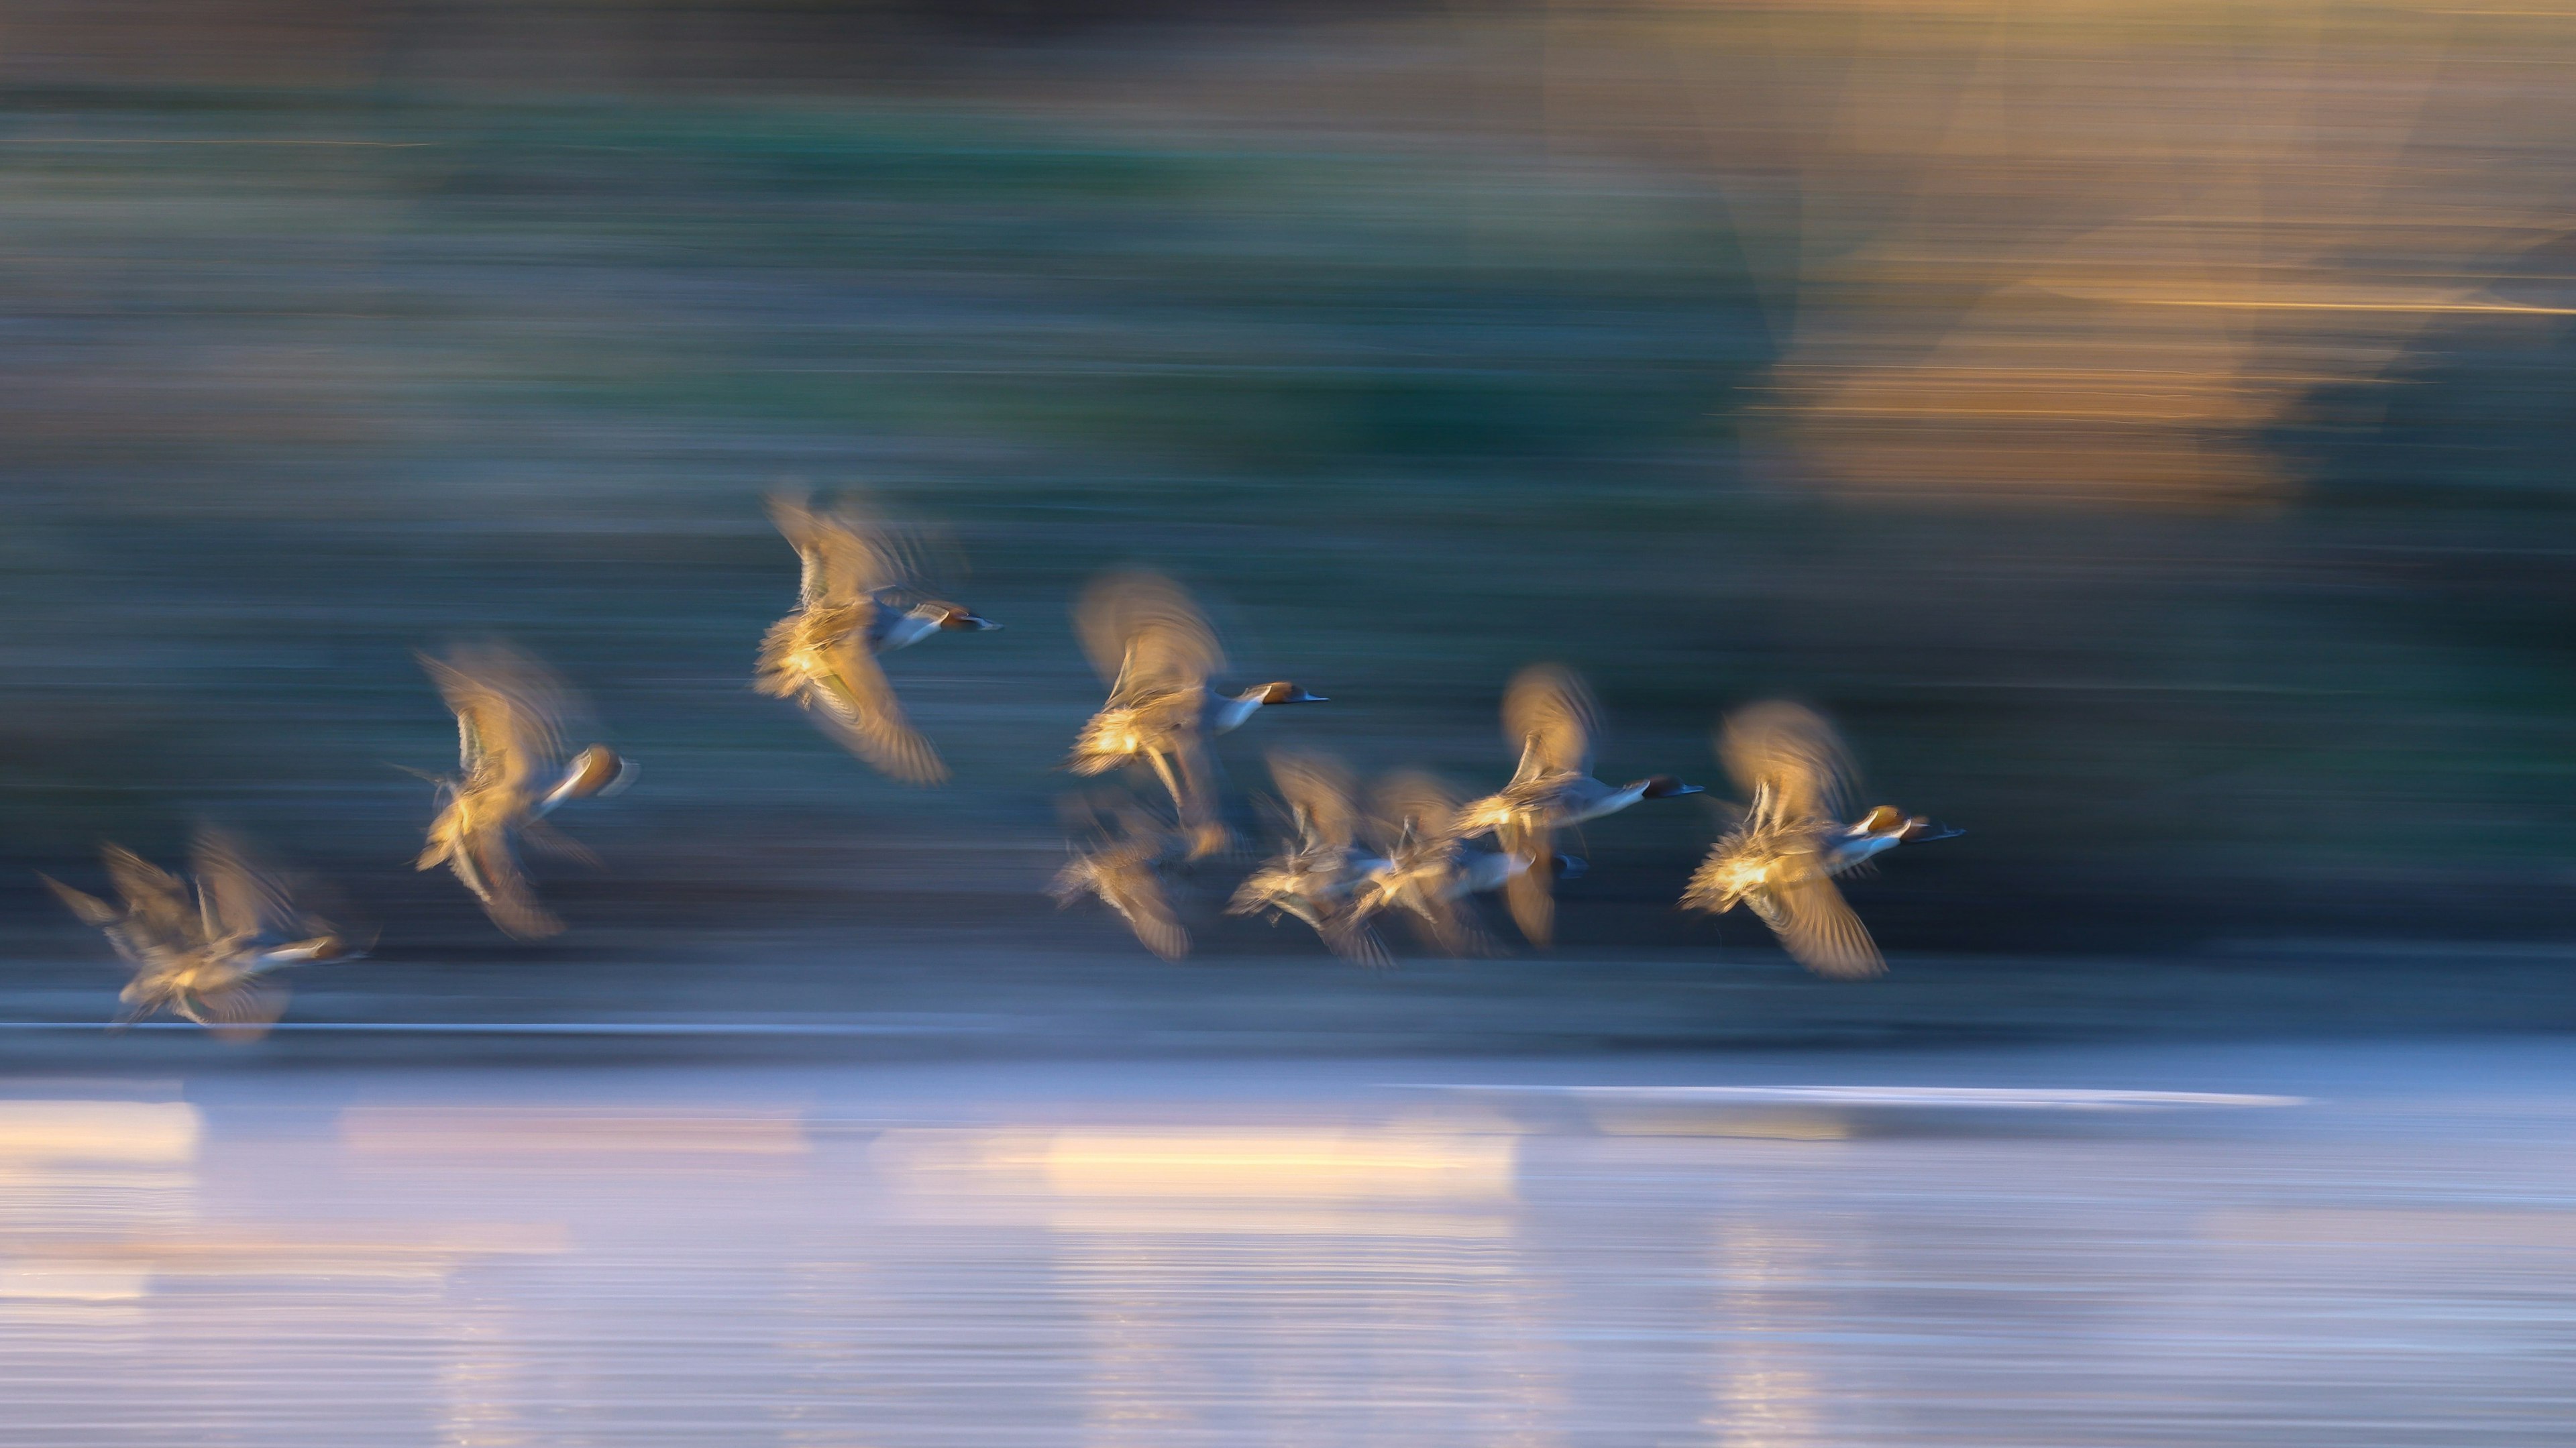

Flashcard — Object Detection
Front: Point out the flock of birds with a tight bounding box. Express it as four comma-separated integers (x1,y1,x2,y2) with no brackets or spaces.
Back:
42,492,1957,1036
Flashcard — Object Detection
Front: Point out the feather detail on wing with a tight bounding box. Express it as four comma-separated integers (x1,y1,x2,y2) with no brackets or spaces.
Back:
1114,882,1191,963
422,644,569,797
810,639,947,785
1320,916,1394,969
1371,770,1463,850
1498,820,1556,946
771,492,832,607
1720,702,1856,827
1054,804,1190,961
1061,851,1188,961
1754,873,1884,979
461,830,561,940
1169,738,1225,853
192,828,299,942
519,818,602,867
1502,663,1599,783
197,980,291,1044
102,844,196,946
42,875,119,928
1077,570,1223,699
768,491,920,606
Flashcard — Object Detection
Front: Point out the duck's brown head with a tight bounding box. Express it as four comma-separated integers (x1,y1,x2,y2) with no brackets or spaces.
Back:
1259,681,1327,704
1856,804,1906,834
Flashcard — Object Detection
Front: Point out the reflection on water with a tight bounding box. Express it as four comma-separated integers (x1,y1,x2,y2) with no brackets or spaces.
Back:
1706,1225,1827,1448
2,1046,2574,1445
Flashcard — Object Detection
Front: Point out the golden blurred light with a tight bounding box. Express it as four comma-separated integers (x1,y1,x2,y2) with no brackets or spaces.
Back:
0,1101,200,1166
1036,1130,1515,1199
1522,0,2576,504
891,1128,1514,1195
875,1125,1519,1235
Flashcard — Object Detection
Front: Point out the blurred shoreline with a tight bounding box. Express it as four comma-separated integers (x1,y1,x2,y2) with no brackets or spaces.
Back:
5,934,2574,1072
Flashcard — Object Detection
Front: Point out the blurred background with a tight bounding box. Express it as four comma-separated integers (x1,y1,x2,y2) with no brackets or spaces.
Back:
7,0,2576,1044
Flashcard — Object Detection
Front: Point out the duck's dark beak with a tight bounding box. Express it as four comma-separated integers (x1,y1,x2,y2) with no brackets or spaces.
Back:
1902,818,1965,843
949,614,1001,631
1289,689,1327,703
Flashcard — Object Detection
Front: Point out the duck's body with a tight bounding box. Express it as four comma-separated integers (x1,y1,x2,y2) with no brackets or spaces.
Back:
1051,807,1190,962
44,832,359,1038
1681,702,1958,979
1454,665,1701,946
1463,770,1696,836
417,645,633,940
1068,571,1321,858
1228,752,1388,966
757,494,996,786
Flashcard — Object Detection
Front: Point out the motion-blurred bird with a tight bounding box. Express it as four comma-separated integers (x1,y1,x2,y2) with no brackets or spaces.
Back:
1068,570,1323,858
1050,800,1191,962
1228,750,1389,966
43,830,360,1039
417,644,634,940
1456,664,1701,945
757,492,997,785
1681,701,1959,979
1345,770,1509,958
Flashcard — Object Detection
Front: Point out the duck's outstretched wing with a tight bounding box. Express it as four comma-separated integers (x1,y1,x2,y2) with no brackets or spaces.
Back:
1078,570,1223,700
769,491,920,606
1114,884,1191,962
197,980,291,1044
423,645,568,798
1720,702,1856,827
1267,750,1360,853
1094,849,1189,961
811,638,947,785
1750,873,1884,979
193,828,301,943
42,875,119,929
454,828,561,940
769,491,840,607
1371,770,1462,852
1169,736,1227,857
1318,915,1394,969
1498,820,1556,946
102,845,198,948
1502,663,1599,783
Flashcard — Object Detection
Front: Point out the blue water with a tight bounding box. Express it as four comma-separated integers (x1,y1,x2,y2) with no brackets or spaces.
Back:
2,1039,2571,1446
